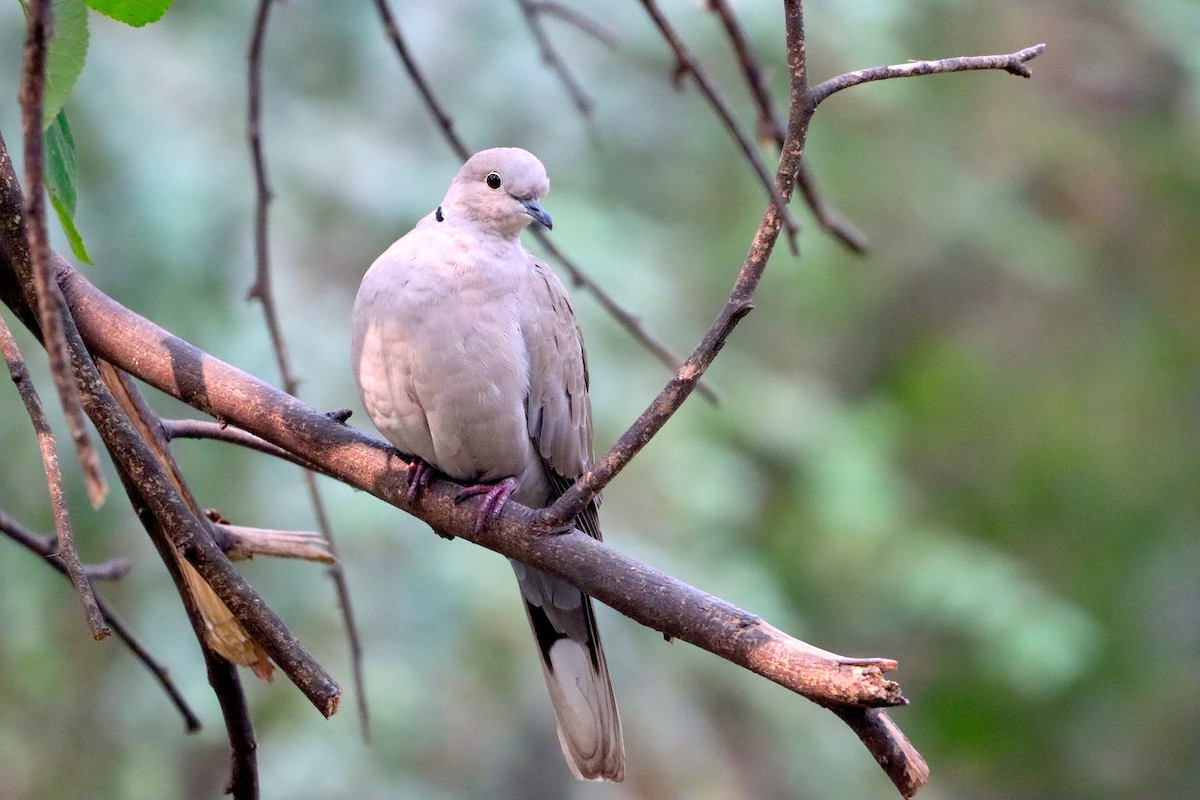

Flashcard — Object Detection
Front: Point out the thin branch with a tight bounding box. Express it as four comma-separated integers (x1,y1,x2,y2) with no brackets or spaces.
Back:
515,0,601,127
247,0,369,736
705,0,868,252
834,707,928,800
706,0,782,146
540,11,810,526
793,161,869,253
214,522,334,564
809,44,1047,107
83,555,134,581
524,1,618,49
0,311,108,638
639,0,801,256
372,0,469,160
0,509,202,732
19,0,108,509
372,0,720,405
162,418,318,471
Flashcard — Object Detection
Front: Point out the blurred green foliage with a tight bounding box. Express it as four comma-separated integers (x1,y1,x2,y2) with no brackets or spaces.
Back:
0,1,1196,798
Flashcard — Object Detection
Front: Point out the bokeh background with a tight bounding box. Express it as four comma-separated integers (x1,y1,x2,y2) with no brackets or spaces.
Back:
0,1,1196,798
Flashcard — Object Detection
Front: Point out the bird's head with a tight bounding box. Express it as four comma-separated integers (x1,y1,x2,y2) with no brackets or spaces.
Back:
441,147,553,238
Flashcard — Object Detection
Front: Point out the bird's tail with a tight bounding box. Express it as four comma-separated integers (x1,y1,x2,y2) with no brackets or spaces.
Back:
511,562,624,782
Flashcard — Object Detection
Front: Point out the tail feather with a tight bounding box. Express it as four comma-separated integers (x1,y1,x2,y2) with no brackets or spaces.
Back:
514,563,624,782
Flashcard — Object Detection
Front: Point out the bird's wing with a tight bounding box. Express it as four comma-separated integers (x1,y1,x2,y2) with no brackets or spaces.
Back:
523,256,602,538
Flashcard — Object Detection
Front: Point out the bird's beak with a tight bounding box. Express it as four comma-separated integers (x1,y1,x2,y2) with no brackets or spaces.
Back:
522,198,553,230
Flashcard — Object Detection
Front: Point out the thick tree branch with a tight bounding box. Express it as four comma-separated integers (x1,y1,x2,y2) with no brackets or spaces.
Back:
0,509,202,732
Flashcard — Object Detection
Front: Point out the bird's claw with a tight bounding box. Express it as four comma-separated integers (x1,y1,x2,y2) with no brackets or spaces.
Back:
454,477,518,533
405,458,436,503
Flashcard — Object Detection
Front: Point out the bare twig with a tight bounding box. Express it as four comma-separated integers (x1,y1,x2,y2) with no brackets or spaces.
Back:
247,0,369,736
19,0,108,509
706,0,782,146
372,0,720,405
0,311,107,638
372,0,469,160
515,0,601,128
214,522,335,563
162,417,319,471
705,0,868,252
639,0,801,256
793,161,869,253
809,44,1048,106
0,509,201,732
524,1,618,48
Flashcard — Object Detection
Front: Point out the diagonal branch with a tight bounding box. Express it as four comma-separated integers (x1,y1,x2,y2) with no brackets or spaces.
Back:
372,0,720,404
19,0,108,508
372,0,469,160
109,454,260,799
246,0,369,737
0,310,108,638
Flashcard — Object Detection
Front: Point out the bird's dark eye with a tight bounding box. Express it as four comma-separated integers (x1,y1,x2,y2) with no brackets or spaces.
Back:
485,172,502,190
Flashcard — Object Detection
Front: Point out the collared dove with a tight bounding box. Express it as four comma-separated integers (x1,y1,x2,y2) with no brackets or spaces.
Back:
351,147,624,782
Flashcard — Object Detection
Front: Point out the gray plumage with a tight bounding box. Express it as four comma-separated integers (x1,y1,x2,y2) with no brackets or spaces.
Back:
351,147,624,781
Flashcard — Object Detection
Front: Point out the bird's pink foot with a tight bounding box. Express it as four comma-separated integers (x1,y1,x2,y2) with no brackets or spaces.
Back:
454,476,518,532
405,458,437,502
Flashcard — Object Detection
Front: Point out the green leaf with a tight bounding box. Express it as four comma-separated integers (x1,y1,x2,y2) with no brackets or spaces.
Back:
42,0,91,129
84,0,173,27
44,110,92,264
44,110,77,213
50,192,93,264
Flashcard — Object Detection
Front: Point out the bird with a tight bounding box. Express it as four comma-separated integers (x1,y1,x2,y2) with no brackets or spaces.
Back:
351,147,624,781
